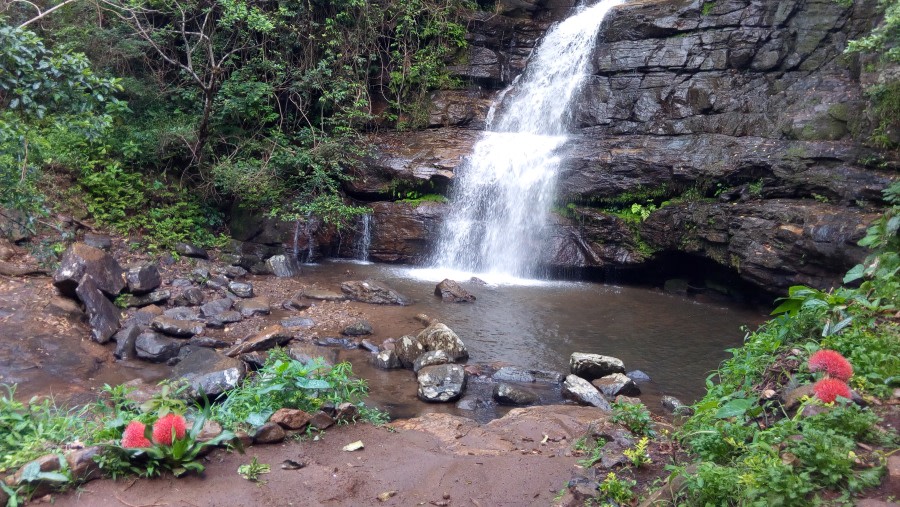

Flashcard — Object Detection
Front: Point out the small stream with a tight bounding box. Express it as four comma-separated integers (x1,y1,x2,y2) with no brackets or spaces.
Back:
298,261,766,421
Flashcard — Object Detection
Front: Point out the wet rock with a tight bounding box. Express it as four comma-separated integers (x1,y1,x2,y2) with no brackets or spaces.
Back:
225,324,292,357
592,373,640,397
343,319,373,336
569,352,626,381
266,254,302,277
205,275,229,291
53,242,125,298
239,351,269,369
82,233,112,251
253,422,285,444
308,411,335,430
200,298,234,318
301,289,347,301
434,279,476,302
417,364,467,403
416,322,469,361
173,347,246,398
188,336,230,349
76,274,121,343
314,336,358,349
127,290,170,308
373,350,402,369
113,325,142,359
626,370,651,383
270,408,312,430
135,332,183,362
493,383,537,406
360,339,379,354
228,281,254,298
340,279,410,305
661,395,692,415
281,316,315,329
206,311,242,328
175,242,208,259
125,264,161,294
413,349,452,373
235,297,270,317
66,446,102,481
282,298,312,311
165,306,200,320
288,343,336,366
492,366,564,384
151,316,204,338
174,287,205,306
395,335,425,368
171,278,192,288
213,265,248,279
562,374,611,410
335,402,358,422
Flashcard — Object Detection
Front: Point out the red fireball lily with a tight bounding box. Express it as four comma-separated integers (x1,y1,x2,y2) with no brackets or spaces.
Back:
808,349,853,381
152,413,187,445
122,421,152,448
813,378,852,403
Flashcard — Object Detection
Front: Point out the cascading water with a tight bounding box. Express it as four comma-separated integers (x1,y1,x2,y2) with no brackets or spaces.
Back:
432,0,623,280
355,213,373,263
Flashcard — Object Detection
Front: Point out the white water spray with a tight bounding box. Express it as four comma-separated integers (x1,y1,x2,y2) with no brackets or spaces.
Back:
431,0,623,280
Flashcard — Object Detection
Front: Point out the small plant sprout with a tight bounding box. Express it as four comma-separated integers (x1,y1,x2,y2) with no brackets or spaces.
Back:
238,457,270,483
623,436,652,468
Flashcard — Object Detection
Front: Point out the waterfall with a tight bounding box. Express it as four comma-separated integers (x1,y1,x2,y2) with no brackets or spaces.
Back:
355,213,373,263
432,0,623,280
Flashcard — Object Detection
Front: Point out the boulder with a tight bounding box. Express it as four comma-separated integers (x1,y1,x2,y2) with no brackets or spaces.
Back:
253,422,285,444
172,347,247,398
53,242,125,298
135,332,183,362
200,298,234,317
492,366,564,384
340,279,410,305
592,373,641,397
343,319,373,336
308,411,335,430
373,350,403,369
626,370,652,383
127,290,170,308
113,325,142,359
173,287,205,306
206,311,242,328
417,364,467,403
562,374,611,410
266,254,302,277
175,242,208,259
416,322,468,361
235,297,270,317
66,446,103,481
395,335,425,368
125,264,162,294
151,316,204,338
75,274,120,343
228,281,254,298
270,408,312,430
413,349,452,373
434,279,476,302
164,306,200,320
225,324,292,357
569,353,626,381
493,383,537,406
661,395,691,415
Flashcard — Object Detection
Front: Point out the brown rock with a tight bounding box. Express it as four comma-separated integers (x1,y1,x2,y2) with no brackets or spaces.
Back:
53,242,125,298
225,325,292,357
253,422,286,444
270,408,312,430
308,411,335,430
66,446,103,482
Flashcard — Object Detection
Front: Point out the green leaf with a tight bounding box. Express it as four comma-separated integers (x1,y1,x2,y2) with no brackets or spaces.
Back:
715,398,755,419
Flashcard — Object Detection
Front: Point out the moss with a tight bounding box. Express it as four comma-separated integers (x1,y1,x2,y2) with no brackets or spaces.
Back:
399,193,448,205
701,1,716,15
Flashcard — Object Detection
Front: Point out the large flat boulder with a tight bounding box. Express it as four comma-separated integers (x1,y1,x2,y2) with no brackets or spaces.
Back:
53,243,125,298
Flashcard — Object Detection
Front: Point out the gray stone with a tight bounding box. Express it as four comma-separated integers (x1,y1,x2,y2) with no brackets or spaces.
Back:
413,349,452,373
113,325,142,359
82,233,112,250
53,242,125,298
206,310,243,328
360,339,379,353
188,336,230,348
434,279,476,302
417,364,467,403
125,264,161,294
301,289,347,301
592,373,641,397
164,306,200,320
569,352,626,381
228,281,254,298
175,242,208,259
266,254,302,277
200,298,233,317
373,350,403,369
75,274,120,343
314,336,358,349
562,374,611,410
343,319,373,336
135,332,183,362
661,395,692,415
340,279,410,305
172,347,246,398
493,383,537,406
492,366,565,384
225,324,292,357
395,335,425,369
287,343,336,366
626,370,652,383
174,287,205,306
281,316,315,329
127,290,170,308
151,316,204,337
416,322,468,361
235,297,270,317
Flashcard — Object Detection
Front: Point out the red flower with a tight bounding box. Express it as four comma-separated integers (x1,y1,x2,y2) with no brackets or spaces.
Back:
808,349,853,380
152,413,187,445
813,378,852,403
122,421,151,448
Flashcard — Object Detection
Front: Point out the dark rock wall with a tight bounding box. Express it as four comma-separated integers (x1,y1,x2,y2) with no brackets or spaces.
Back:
234,0,898,293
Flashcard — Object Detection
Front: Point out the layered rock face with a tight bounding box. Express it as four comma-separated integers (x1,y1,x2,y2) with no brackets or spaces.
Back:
346,0,896,292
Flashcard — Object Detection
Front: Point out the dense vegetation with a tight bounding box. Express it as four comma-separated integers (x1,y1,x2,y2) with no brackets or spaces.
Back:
1,0,472,249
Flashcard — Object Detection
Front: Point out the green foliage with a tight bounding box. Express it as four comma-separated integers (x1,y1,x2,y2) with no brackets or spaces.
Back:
611,400,654,436
212,349,369,430
846,0,900,63
701,2,716,15
237,456,270,482
574,433,607,468
623,436,652,468
596,472,636,505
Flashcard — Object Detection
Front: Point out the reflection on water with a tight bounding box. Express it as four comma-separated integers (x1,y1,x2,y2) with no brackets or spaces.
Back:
308,261,766,411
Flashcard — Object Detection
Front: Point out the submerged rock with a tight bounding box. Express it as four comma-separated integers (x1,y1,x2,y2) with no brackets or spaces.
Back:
417,364,467,402
413,349,452,373
569,352,626,381
235,297,270,317
343,319,373,336
493,383,537,406
434,279,476,302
